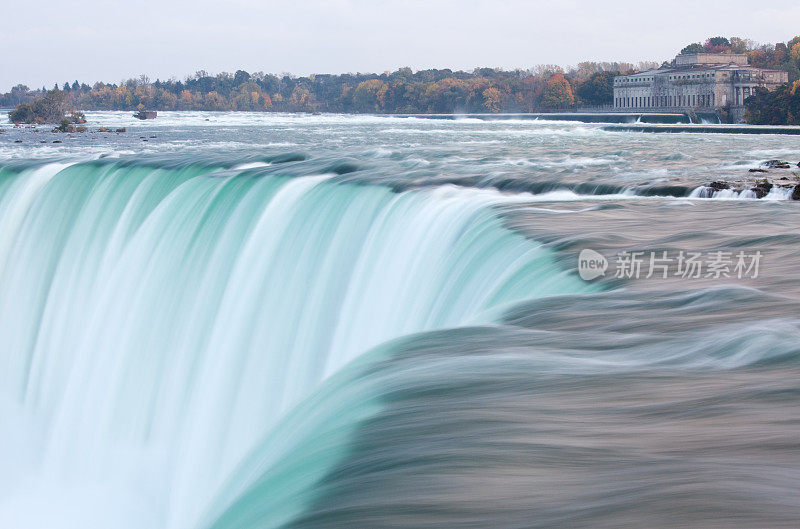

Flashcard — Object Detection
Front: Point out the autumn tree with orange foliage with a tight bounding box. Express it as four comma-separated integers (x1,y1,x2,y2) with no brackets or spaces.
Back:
541,73,575,109
481,87,502,112
6,36,797,116
352,79,389,113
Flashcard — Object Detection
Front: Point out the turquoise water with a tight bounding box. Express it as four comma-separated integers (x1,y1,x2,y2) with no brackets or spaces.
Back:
0,158,591,528
1,113,800,528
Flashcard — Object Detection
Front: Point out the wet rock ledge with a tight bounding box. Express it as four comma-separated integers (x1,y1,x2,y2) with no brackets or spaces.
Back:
706,160,800,199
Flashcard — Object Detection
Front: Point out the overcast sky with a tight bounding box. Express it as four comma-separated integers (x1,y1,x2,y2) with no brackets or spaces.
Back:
3,0,800,91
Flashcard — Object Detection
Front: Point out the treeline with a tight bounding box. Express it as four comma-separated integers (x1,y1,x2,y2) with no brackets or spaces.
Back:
3,63,650,115
744,81,800,125
4,36,799,120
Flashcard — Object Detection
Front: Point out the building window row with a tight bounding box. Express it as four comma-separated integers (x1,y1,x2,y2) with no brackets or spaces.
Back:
618,77,654,84
669,73,714,80
619,73,717,84
614,93,716,108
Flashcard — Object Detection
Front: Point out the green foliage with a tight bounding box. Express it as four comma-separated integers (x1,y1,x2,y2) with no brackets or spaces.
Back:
54,118,73,132
233,70,250,85
352,79,389,113
3,67,584,114
8,89,68,124
744,82,800,125
681,37,732,55
729,37,756,54
4,36,797,115
706,36,730,48
678,35,800,83
681,43,704,55
575,71,618,106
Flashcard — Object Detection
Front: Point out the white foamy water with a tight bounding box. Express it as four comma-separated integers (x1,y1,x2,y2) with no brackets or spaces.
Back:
2,113,800,529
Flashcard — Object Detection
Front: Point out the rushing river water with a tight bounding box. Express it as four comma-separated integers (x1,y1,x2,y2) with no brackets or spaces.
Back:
1,112,799,528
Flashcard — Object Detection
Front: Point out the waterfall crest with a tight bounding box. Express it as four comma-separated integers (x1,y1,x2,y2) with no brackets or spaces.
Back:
0,160,588,529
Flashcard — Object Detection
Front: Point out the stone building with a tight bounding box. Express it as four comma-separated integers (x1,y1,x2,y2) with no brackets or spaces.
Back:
613,53,788,118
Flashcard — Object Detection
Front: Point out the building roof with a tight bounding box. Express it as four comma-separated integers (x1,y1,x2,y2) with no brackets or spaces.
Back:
616,52,787,79
617,63,785,79
675,53,748,66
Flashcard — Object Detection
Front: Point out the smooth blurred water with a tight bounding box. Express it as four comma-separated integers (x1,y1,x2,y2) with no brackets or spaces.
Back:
3,111,800,196
1,112,799,528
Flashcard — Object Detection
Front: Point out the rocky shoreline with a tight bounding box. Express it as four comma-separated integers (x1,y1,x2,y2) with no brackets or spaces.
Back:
3,123,128,144
706,159,800,200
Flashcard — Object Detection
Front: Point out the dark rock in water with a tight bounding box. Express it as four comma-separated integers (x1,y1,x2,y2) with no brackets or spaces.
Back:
749,168,769,173
115,128,126,133
53,122,78,133
751,181,773,198
763,160,791,169
708,181,730,191
133,110,157,120
793,185,800,200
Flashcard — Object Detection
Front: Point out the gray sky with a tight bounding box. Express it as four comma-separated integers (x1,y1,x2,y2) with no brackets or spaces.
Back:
3,0,799,91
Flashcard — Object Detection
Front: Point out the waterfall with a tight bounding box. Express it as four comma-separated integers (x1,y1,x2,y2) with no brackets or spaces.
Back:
0,160,589,529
